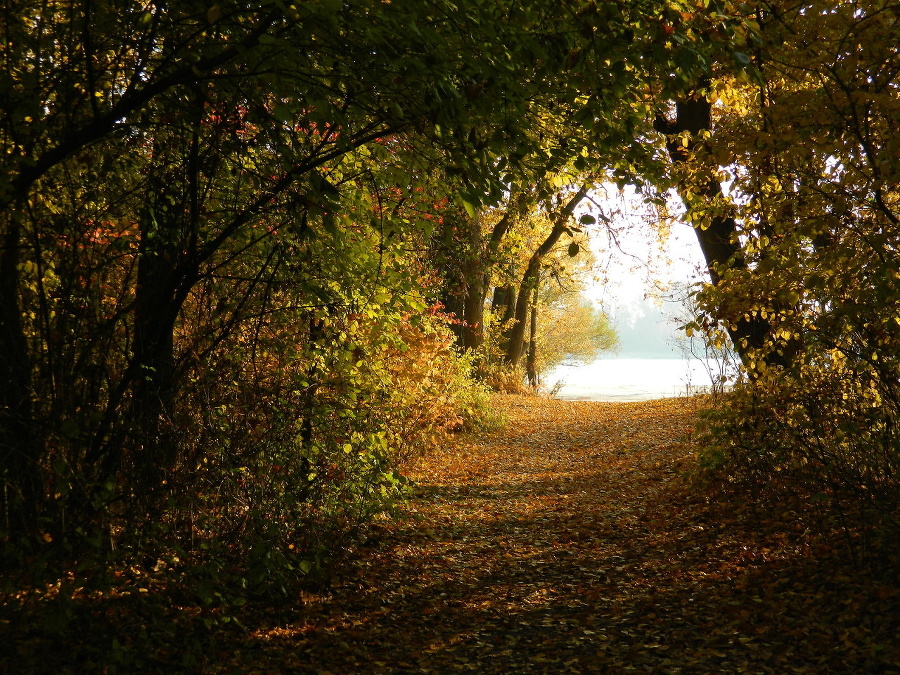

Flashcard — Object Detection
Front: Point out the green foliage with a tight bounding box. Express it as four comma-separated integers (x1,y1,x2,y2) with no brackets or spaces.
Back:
0,0,832,663
2,0,579,586
682,0,900,561
697,367,900,562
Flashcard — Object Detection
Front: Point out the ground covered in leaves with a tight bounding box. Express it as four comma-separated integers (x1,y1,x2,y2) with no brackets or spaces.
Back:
228,396,900,673
5,395,900,673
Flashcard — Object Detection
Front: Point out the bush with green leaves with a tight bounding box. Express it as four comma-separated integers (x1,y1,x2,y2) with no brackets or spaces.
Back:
166,289,498,595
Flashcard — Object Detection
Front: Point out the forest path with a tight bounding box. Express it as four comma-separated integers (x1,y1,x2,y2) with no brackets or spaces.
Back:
234,396,899,674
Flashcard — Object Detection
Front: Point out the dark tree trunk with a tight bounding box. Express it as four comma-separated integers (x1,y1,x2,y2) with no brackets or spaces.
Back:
439,284,466,345
491,286,516,325
491,285,516,356
461,272,487,352
467,190,527,354
131,234,183,495
505,257,541,366
128,102,204,506
656,96,786,366
0,216,41,539
436,190,529,355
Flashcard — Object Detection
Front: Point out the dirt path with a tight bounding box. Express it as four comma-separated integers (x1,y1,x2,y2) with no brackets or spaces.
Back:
230,396,899,674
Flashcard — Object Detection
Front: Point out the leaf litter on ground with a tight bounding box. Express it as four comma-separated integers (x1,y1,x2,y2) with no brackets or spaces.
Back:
224,395,900,674
4,395,898,673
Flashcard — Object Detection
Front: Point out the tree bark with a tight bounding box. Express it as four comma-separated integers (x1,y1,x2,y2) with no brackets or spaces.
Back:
132,129,211,504
131,228,187,497
438,189,529,354
504,186,588,366
525,281,539,387
0,215,41,539
656,96,784,366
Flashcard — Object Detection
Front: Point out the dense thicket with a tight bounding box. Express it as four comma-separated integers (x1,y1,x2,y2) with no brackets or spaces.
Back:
677,1,900,556
1,0,745,595
3,0,897,627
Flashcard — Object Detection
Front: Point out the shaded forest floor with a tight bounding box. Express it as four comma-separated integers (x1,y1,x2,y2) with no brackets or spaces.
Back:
228,396,900,673
5,396,900,673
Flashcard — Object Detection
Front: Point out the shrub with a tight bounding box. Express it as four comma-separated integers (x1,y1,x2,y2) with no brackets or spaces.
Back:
697,360,900,564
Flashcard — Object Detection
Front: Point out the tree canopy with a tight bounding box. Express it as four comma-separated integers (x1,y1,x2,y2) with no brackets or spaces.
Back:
2,0,899,642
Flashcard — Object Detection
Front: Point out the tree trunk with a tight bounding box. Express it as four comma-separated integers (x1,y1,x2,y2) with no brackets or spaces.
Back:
437,189,529,354
461,275,486,351
656,96,785,366
525,281,539,387
0,216,41,539
504,186,589,366
491,286,516,324
131,233,183,497
127,105,204,507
